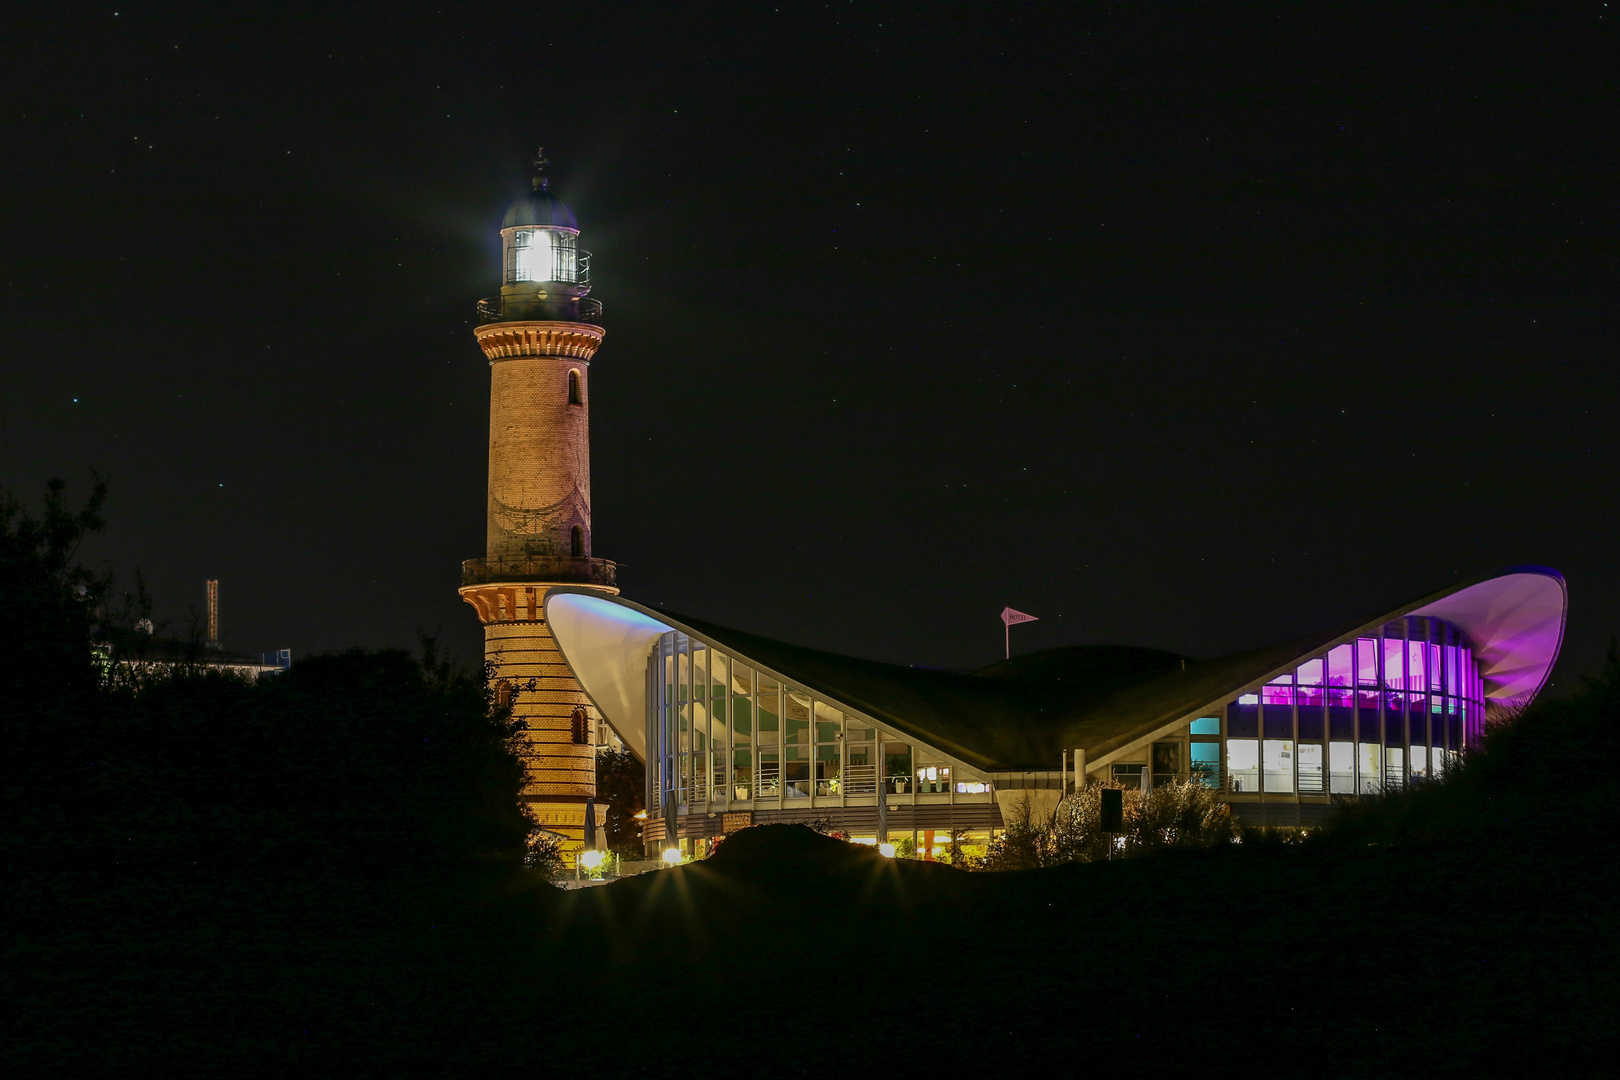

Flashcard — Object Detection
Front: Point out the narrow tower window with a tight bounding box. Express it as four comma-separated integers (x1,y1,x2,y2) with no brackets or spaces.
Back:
496,680,512,709
568,369,582,405
571,526,584,557
571,706,590,745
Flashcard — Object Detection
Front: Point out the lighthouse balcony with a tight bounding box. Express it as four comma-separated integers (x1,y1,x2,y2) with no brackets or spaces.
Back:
461,555,618,588
477,295,602,326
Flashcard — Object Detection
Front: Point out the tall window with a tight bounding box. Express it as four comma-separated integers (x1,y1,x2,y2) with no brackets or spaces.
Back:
568,369,582,405
571,706,590,745
1151,741,1181,789
570,526,584,557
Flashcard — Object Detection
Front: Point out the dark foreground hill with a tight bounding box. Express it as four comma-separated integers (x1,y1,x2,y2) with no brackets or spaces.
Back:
547,821,1613,1077
13,812,1613,1077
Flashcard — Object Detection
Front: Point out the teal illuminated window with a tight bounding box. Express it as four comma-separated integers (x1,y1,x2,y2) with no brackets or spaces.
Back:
1190,716,1220,735
1190,742,1220,788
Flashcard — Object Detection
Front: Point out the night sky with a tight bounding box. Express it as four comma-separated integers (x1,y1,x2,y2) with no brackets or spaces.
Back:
3,4,1614,686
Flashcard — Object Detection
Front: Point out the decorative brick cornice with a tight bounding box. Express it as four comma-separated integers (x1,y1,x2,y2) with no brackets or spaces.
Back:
474,320,604,362
458,580,619,625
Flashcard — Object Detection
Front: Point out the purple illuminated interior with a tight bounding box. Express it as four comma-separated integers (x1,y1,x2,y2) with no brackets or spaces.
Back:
1228,569,1567,752
1243,624,1486,748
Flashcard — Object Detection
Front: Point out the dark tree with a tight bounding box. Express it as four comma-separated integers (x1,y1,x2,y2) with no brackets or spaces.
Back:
5,478,561,1075
595,745,646,855
0,477,106,705
1,478,110,867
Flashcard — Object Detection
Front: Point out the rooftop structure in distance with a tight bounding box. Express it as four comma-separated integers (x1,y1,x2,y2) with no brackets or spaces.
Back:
97,579,290,681
542,567,1566,855
98,627,290,682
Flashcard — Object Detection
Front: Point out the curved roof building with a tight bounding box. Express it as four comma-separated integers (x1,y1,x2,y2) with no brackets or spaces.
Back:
547,569,1565,848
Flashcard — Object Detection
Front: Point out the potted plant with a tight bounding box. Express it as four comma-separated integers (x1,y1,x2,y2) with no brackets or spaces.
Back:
891,775,908,794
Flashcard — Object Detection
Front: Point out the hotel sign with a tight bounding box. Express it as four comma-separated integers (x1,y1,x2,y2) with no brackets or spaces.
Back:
722,812,754,833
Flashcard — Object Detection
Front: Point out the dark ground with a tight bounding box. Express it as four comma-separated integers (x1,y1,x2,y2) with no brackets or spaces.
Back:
10,809,1617,1077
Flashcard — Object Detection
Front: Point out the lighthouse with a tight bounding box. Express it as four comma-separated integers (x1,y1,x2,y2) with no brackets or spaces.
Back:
459,150,615,853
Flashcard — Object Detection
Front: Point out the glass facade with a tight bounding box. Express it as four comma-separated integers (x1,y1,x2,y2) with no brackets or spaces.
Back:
646,631,991,815
1221,616,1483,798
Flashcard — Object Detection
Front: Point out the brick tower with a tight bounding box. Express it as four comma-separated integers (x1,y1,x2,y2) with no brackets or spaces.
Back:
459,150,614,853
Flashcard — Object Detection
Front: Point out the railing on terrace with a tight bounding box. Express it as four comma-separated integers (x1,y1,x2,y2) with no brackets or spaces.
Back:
477,295,603,325
755,766,781,800
460,555,617,588
672,762,1018,806
842,764,878,795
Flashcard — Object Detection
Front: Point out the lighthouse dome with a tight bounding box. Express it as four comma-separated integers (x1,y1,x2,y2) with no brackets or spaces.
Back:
502,189,579,231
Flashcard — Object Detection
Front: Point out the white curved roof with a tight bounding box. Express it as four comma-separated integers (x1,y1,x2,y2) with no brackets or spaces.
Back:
548,568,1569,763
547,591,683,761
1409,567,1567,707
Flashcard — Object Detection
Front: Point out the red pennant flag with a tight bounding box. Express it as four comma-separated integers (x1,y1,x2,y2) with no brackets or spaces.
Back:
1001,607,1039,627
1001,607,1039,659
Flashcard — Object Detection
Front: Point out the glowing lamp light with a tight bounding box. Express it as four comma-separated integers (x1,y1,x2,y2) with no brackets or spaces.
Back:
513,228,556,282
661,847,682,865
579,849,605,870
878,843,896,858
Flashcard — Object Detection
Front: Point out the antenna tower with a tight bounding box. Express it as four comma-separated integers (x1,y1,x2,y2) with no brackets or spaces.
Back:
206,579,219,648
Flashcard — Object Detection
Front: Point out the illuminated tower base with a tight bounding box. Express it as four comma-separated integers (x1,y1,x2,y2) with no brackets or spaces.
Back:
460,579,613,850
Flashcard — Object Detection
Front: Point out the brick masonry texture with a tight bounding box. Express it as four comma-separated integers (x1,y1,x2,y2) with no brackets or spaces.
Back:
487,617,596,794
487,356,592,559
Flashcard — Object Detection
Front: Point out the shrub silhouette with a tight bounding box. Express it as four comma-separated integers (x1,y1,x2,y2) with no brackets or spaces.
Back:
985,779,1238,870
